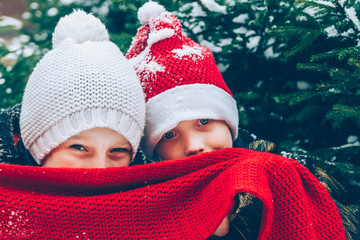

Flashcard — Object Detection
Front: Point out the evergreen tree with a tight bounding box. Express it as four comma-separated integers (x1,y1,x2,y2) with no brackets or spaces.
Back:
0,17,33,107
269,0,360,202
172,0,360,202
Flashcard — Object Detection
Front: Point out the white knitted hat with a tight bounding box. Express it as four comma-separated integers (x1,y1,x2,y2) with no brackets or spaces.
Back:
20,10,145,164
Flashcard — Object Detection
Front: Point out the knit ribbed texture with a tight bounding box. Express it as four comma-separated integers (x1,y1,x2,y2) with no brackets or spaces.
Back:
0,148,345,239
126,2,239,158
20,10,145,163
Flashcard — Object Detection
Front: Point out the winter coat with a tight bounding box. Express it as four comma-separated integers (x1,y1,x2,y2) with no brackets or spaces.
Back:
0,104,359,239
0,104,37,166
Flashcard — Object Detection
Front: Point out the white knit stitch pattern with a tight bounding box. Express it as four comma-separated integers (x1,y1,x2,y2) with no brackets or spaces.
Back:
20,11,145,163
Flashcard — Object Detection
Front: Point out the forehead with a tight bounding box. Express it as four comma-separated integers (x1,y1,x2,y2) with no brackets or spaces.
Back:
68,128,130,145
173,119,198,129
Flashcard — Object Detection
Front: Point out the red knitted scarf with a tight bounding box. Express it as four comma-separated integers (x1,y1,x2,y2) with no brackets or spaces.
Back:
0,148,345,239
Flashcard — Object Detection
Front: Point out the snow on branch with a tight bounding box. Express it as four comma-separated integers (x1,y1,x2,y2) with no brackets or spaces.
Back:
198,0,227,14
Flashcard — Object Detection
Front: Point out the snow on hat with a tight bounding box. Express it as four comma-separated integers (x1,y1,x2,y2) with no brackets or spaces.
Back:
126,1,239,158
20,9,145,163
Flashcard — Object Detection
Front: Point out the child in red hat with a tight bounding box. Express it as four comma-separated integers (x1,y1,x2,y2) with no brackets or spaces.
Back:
125,3,252,236
126,1,239,163
126,1,358,239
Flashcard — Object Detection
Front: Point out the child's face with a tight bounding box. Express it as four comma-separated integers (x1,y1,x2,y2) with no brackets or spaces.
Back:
154,119,233,161
42,128,132,168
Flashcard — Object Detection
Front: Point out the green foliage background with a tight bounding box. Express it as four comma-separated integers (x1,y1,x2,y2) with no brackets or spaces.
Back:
1,0,359,203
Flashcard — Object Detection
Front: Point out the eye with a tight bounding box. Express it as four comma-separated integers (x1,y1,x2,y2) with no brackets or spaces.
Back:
162,131,176,140
70,144,87,151
198,119,211,126
110,148,130,153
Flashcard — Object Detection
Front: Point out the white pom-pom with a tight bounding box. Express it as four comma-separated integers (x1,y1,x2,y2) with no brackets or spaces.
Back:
138,1,166,25
52,9,109,48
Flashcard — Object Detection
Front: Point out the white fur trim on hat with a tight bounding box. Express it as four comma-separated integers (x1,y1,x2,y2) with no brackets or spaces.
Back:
141,84,239,158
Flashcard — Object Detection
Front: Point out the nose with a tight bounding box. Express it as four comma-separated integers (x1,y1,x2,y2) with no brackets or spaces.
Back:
88,155,108,168
185,134,205,157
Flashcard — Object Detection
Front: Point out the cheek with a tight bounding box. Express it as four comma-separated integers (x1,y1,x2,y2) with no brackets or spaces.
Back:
208,128,233,149
42,151,79,168
118,159,131,167
109,156,131,167
155,142,181,161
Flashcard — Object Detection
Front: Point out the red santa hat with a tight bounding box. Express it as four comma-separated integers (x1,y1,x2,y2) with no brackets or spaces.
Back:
126,1,239,158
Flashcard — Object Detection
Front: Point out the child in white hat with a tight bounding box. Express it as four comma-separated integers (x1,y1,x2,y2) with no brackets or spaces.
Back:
20,9,145,168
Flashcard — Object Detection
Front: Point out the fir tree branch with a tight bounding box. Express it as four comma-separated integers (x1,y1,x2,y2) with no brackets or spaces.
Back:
332,0,360,36
330,142,360,150
288,31,322,57
268,27,322,57
332,0,349,7
195,0,209,13
0,47,10,58
326,104,360,128
298,63,350,83
276,92,319,106
295,0,335,9
254,1,275,55
310,47,360,62
348,57,360,69
297,63,329,72
332,104,360,115
255,15,267,54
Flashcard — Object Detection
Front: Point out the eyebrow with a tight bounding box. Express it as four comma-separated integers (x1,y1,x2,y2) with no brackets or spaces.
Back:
69,134,131,148
115,141,131,148
69,135,86,140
